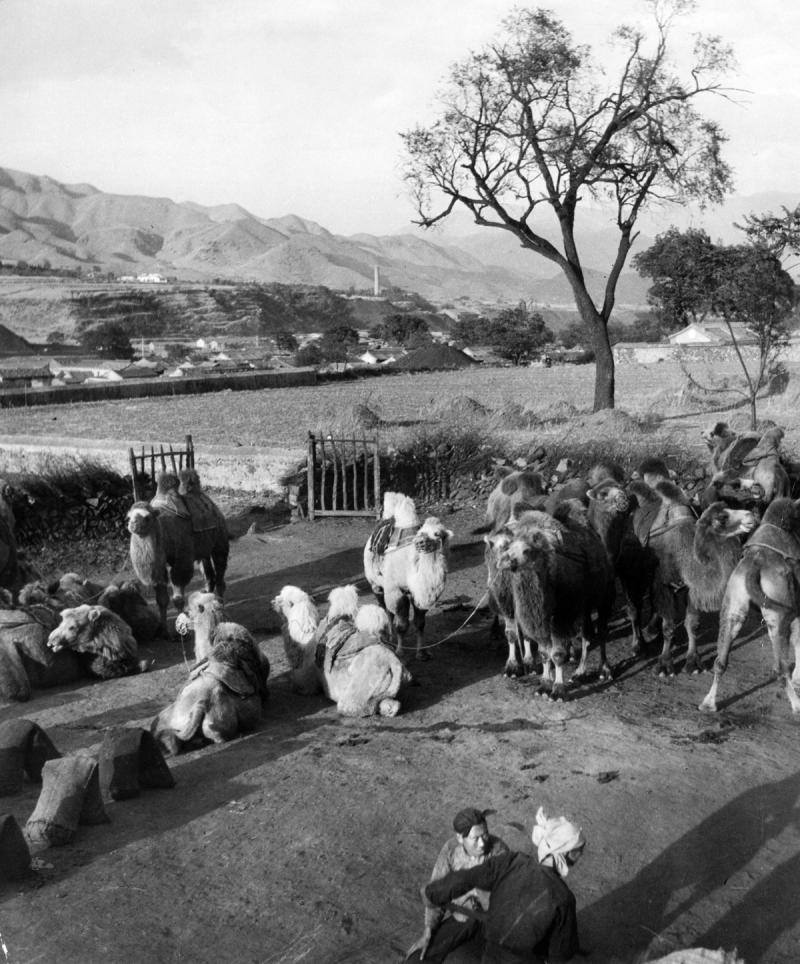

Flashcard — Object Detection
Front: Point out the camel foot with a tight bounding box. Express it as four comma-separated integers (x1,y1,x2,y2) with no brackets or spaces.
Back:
522,658,539,677
378,698,401,717
684,654,704,675
699,697,717,713
535,681,553,698
598,663,614,681
138,659,153,674
657,660,676,678
549,685,568,702
505,660,523,678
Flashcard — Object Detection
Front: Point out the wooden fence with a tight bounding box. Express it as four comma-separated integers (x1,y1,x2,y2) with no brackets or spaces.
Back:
128,435,195,501
306,433,380,520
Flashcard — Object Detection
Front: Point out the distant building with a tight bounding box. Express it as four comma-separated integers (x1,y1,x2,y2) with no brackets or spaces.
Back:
666,321,758,346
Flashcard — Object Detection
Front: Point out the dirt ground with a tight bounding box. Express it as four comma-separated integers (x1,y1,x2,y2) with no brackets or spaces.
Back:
2,500,800,964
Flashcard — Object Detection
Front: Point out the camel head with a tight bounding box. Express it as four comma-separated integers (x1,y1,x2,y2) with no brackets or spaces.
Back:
493,512,562,573
701,421,734,451
499,470,545,498
587,480,631,516
381,491,402,519
414,517,453,555
495,525,560,573
127,502,158,536
326,585,360,622
586,461,625,488
271,585,319,647
176,591,225,637
47,604,106,651
697,502,757,540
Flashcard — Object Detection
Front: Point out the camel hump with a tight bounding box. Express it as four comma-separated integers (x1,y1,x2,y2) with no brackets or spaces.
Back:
181,490,225,533
151,490,191,519
719,433,760,471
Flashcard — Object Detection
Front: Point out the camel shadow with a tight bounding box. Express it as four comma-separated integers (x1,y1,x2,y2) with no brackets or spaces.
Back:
579,768,800,962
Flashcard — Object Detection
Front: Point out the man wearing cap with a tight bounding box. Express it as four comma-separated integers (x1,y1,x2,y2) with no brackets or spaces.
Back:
415,807,586,963
406,806,510,963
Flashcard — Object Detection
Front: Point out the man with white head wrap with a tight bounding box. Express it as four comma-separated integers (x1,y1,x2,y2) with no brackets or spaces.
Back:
418,807,585,963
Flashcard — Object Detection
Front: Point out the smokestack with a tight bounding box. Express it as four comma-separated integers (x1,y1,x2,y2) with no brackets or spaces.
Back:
373,265,380,297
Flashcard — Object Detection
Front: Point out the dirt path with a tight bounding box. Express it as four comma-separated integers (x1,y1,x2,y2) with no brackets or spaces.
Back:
1,507,800,964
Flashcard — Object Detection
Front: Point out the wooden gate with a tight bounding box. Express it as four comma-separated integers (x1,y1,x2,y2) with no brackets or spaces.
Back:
306,432,380,520
128,434,195,501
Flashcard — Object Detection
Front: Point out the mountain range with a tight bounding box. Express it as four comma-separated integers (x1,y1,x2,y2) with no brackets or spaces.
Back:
0,165,795,306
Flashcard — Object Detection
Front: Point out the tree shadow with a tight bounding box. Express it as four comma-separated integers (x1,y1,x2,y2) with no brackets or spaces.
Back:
579,768,800,962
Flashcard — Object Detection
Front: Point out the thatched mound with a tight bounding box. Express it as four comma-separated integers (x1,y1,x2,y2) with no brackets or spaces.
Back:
351,403,382,429
432,395,490,419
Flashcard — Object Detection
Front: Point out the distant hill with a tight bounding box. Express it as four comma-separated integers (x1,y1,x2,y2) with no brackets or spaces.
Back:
0,165,795,307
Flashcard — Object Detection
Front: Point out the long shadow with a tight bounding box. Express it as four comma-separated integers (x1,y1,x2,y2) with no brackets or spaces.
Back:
0,684,343,897
579,768,800,961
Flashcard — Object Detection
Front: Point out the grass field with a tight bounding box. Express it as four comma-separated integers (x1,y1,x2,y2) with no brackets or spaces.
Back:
2,360,798,455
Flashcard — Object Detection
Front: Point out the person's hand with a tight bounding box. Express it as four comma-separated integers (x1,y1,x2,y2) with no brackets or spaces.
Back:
405,927,433,960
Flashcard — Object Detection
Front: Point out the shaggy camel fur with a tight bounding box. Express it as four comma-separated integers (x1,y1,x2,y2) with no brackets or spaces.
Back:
47,604,142,680
97,581,161,644
0,591,84,701
702,422,791,506
630,481,757,676
489,506,615,700
475,468,547,534
700,497,800,715
364,493,453,660
484,526,538,678
272,584,412,717
151,621,269,754
127,471,229,635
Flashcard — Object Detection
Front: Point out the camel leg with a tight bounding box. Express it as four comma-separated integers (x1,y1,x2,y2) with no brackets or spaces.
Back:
200,558,216,595
549,655,568,702
392,594,411,660
504,618,524,677
412,606,430,661
625,590,646,656
699,584,749,712
520,632,540,676
684,601,704,675
790,618,800,688
536,658,554,697
572,636,591,680
655,586,680,677
154,582,170,637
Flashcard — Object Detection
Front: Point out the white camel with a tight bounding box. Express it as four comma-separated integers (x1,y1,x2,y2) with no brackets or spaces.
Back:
272,584,413,717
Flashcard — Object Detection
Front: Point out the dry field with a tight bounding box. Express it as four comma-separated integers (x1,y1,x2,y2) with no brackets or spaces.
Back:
3,360,799,455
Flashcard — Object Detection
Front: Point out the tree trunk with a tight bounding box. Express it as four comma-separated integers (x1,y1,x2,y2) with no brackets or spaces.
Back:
576,297,614,411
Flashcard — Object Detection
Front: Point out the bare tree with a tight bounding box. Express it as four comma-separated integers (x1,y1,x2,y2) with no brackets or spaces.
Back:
401,1,735,410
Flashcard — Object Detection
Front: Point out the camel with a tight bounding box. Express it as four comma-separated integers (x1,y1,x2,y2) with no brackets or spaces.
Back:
151,619,269,755
0,591,84,701
629,480,757,676
489,505,616,700
702,422,791,506
127,470,230,635
363,492,453,660
47,604,143,680
96,581,162,644
700,497,800,715
272,584,413,717
483,525,538,678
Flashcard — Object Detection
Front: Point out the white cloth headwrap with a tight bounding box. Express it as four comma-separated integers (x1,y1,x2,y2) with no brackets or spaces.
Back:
531,806,585,877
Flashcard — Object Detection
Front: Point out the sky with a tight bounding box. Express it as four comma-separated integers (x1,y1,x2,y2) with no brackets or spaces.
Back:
1,0,799,236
